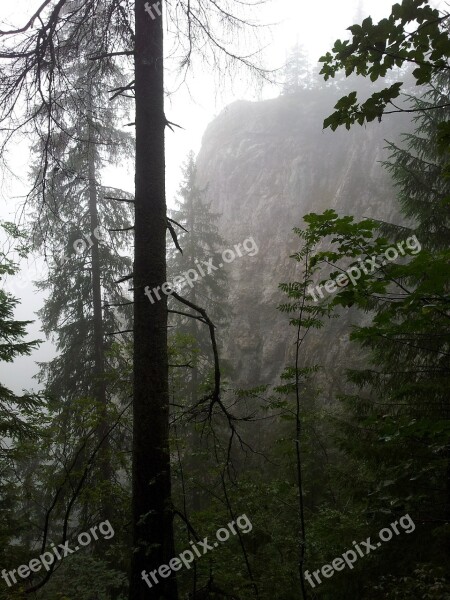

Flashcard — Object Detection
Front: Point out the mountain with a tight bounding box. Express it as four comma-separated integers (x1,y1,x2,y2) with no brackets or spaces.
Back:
195,87,412,396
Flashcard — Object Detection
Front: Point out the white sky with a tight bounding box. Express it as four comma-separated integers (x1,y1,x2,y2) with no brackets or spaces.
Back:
0,0,417,392
0,0,401,206
163,0,398,201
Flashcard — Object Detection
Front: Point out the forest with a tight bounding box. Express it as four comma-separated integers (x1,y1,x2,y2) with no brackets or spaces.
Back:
0,0,449,598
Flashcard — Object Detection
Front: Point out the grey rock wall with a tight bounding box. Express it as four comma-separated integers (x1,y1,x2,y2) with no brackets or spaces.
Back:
196,88,411,395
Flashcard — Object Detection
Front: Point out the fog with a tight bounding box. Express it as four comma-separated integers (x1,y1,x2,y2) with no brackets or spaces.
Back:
0,1,448,598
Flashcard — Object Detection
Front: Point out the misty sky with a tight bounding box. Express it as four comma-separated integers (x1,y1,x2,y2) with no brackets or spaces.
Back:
0,0,414,393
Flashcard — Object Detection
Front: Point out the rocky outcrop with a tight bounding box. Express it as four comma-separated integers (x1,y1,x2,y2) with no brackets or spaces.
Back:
196,87,411,395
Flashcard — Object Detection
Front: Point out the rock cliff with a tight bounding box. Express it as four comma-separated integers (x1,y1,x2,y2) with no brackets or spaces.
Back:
196,87,411,396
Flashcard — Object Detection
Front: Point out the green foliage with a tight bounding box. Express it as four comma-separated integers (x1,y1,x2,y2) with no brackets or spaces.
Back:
0,222,44,447
1,9,135,596
287,196,449,590
382,76,450,249
0,223,48,590
281,56,450,578
168,151,229,322
306,15,450,590
366,564,450,599
34,554,127,600
320,0,450,129
168,151,231,401
29,65,134,404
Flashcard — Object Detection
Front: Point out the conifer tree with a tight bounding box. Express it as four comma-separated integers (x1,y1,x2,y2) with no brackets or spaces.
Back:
27,16,134,537
382,75,450,250
167,153,230,510
0,223,45,594
297,2,450,592
0,1,267,595
282,43,311,95
347,76,450,549
168,151,229,339
0,222,42,453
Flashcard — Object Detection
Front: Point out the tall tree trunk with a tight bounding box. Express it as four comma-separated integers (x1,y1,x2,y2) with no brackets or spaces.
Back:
87,85,112,520
131,1,177,598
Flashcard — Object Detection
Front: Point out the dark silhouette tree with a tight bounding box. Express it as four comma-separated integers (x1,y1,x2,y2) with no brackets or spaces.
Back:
0,2,268,597
0,222,44,595
0,222,43,458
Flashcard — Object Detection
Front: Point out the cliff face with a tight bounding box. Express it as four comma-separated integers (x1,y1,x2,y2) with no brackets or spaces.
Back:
196,88,411,394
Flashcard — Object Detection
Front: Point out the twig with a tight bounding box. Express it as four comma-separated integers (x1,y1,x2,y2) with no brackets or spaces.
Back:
115,274,133,284
167,220,183,254
108,226,134,232
106,329,133,336
104,196,135,203
88,50,134,61
168,217,188,233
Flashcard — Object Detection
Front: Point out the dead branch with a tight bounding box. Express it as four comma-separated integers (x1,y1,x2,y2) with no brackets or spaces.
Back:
26,400,132,594
106,329,133,336
168,217,188,233
115,274,134,283
88,50,134,61
108,226,135,232
104,196,135,203
167,219,183,254
170,291,220,405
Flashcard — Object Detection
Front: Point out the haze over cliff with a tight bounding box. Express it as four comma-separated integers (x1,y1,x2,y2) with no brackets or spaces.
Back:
196,86,412,394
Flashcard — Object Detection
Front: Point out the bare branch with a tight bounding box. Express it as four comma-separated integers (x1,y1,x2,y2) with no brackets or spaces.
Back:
106,329,133,336
168,217,188,233
115,274,134,283
105,196,135,203
88,50,134,61
167,219,183,254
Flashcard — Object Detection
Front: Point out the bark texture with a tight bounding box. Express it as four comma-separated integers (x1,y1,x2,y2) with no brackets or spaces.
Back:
131,1,178,598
